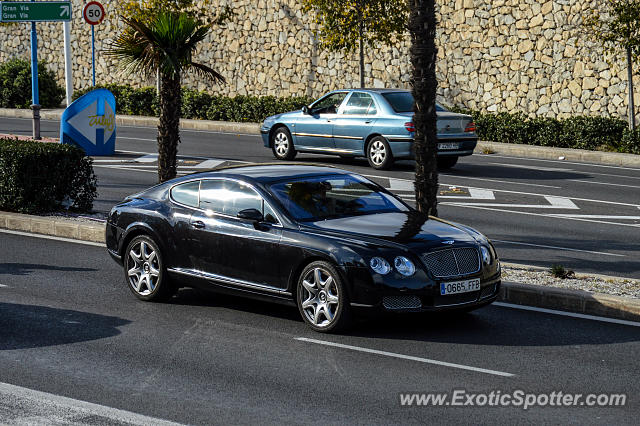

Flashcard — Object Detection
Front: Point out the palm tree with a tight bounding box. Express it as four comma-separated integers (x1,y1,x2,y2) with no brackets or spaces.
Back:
408,0,438,216
108,12,225,182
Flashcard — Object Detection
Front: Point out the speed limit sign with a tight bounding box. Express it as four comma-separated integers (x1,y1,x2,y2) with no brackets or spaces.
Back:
83,1,105,25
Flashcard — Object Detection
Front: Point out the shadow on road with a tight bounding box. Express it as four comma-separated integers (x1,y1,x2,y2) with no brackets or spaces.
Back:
0,303,130,350
0,263,97,276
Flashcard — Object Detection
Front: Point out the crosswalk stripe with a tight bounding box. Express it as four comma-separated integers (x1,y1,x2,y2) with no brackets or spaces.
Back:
195,159,225,169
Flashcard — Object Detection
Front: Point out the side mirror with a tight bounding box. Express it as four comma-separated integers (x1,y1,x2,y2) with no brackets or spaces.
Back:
237,208,264,222
301,105,310,115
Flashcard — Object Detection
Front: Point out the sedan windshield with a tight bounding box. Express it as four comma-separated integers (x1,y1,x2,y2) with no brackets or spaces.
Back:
382,92,446,113
269,174,409,221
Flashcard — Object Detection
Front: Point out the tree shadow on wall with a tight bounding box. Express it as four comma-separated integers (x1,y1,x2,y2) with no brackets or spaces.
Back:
280,3,319,98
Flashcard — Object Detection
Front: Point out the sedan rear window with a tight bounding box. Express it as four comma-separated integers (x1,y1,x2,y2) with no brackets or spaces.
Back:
269,174,408,221
382,92,447,113
170,181,200,207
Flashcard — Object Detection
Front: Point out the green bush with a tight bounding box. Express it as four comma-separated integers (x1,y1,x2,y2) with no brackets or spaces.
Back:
0,138,97,213
73,84,311,122
449,106,635,154
0,58,64,108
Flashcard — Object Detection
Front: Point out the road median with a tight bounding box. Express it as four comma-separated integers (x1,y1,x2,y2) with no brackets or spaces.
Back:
1,210,638,324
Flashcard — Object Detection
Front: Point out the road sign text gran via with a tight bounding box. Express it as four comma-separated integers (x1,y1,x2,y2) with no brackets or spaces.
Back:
0,1,71,22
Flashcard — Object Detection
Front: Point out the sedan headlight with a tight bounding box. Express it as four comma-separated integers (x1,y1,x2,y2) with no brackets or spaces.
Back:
480,245,491,265
370,257,391,275
394,256,416,276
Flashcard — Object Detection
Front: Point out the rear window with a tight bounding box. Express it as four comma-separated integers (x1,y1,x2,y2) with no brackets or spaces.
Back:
381,92,447,113
170,181,200,207
382,92,414,113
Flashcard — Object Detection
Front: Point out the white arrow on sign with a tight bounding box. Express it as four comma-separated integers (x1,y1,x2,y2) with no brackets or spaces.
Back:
60,5,69,17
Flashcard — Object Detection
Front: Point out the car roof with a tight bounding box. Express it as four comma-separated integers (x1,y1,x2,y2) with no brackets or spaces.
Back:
340,88,410,94
183,163,353,184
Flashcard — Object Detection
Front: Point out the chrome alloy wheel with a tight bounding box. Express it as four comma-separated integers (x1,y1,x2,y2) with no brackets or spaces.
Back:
274,131,289,157
369,139,387,166
300,267,340,328
127,240,160,296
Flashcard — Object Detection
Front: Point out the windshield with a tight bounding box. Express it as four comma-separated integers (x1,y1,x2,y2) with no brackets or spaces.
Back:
269,174,409,221
381,92,446,113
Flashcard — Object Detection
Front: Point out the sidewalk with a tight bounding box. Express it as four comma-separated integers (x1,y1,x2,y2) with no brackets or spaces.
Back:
1,210,638,323
1,108,638,168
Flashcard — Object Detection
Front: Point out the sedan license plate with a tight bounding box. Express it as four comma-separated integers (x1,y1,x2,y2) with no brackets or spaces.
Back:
438,142,459,150
440,278,480,295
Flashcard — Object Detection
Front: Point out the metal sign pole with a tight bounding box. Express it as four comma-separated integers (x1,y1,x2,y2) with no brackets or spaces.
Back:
63,21,73,106
91,25,96,87
30,18,40,139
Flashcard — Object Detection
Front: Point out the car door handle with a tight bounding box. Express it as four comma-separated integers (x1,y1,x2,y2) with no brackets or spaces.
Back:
191,220,205,229
364,120,372,124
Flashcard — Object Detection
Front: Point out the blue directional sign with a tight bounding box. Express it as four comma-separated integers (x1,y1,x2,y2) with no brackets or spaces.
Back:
60,89,116,156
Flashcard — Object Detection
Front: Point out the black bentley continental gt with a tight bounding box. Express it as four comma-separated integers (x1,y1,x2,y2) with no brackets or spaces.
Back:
106,164,501,332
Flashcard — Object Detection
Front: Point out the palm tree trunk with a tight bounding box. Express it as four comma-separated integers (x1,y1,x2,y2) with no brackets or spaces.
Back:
157,73,181,182
409,0,438,216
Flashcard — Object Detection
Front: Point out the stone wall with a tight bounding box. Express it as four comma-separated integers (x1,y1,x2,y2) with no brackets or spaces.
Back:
0,0,638,121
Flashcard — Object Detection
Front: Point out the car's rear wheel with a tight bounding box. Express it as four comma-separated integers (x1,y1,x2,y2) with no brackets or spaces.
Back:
297,261,351,332
124,235,175,302
367,136,394,170
271,127,297,160
437,156,459,169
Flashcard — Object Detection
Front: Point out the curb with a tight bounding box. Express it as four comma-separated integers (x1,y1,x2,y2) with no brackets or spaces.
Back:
475,141,640,168
2,108,638,167
1,210,638,324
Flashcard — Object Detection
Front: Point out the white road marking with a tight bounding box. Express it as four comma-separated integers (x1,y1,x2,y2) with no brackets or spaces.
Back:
134,154,158,163
0,382,182,426
487,162,571,172
492,239,625,257
493,303,640,328
195,159,226,169
117,136,156,142
485,153,640,172
94,164,157,173
442,203,640,228
0,229,106,247
295,337,515,377
549,214,640,220
445,195,579,210
437,174,562,188
388,177,414,192
569,179,640,189
0,284,8,288
438,188,496,200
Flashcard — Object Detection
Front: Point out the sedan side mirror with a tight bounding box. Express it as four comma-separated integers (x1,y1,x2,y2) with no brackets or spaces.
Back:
301,105,310,115
237,208,264,222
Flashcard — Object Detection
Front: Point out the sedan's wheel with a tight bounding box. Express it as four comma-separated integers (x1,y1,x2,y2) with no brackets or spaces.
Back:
437,156,459,169
271,127,297,160
367,136,394,170
297,261,351,332
124,235,175,302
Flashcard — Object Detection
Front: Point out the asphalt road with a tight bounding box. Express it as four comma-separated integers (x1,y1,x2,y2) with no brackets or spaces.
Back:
0,232,639,424
1,117,640,278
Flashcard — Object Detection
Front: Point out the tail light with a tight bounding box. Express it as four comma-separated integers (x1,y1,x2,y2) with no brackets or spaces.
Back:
405,122,415,132
464,121,477,133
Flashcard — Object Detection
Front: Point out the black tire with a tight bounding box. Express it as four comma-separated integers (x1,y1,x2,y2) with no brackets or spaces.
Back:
271,127,297,160
123,235,176,302
296,261,351,333
366,136,394,170
437,156,459,169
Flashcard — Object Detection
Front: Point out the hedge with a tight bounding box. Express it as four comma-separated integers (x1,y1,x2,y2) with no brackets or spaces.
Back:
0,59,64,109
449,107,639,155
73,85,312,123
0,138,97,213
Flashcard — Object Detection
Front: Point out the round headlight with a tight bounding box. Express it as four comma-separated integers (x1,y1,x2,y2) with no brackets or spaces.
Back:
480,246,491,265
394,256,416,276
370,257,391,275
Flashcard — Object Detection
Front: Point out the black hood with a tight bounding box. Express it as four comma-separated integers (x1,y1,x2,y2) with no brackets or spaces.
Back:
302,211,479,250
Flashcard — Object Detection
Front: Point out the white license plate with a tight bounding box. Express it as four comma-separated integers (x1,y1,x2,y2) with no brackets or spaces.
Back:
438,142,459,150
440,278,481,295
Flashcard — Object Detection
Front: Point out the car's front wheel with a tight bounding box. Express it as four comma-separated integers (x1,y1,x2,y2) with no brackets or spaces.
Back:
271,127,297,160
124,235,175,302
297,261,351,332
367,136,394,170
